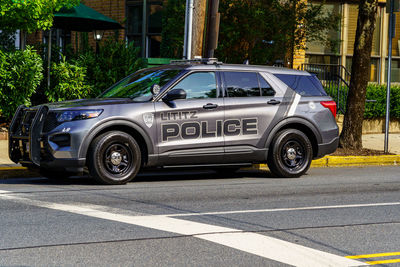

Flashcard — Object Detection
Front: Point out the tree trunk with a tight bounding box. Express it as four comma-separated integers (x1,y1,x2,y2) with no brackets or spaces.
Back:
191,0,207,58
339,0,378,150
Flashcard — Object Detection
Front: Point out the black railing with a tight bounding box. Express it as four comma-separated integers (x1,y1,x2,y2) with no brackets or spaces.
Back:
301,63,350,114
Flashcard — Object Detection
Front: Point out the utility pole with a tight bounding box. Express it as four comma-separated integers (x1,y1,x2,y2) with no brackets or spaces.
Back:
205,0,220,58
385,0,398,153
191,0,207,58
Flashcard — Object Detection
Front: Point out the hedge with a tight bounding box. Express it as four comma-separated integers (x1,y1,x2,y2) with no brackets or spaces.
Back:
364,84,400,119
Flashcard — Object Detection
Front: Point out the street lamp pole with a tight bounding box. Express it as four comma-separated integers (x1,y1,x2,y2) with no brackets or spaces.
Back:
385,0,395,153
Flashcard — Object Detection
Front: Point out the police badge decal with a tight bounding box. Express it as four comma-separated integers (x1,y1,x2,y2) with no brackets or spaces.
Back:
143,113,154,128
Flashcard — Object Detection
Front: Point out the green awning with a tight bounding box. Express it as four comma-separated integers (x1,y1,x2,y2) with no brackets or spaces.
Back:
53,3,123,31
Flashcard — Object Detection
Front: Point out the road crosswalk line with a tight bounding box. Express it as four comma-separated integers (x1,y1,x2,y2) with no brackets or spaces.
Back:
0,190,367,267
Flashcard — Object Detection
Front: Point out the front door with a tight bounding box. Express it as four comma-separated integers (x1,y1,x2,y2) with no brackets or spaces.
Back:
155,71,225,165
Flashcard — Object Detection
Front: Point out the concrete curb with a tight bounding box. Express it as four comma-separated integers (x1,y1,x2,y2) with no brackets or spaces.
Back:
250,155,400,171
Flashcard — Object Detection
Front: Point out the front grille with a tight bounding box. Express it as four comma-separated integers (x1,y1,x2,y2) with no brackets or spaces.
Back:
43,112,59,133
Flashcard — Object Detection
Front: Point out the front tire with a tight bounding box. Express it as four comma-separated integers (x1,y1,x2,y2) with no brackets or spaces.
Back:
88,131,141,185
267,129,312,178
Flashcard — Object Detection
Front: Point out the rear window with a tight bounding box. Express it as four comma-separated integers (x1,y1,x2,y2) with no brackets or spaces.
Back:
274,74,327,96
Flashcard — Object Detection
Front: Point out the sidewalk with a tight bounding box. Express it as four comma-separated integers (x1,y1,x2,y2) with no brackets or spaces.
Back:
0,134,399,168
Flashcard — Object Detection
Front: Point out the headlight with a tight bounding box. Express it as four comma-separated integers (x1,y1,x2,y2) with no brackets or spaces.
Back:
55,109,103,123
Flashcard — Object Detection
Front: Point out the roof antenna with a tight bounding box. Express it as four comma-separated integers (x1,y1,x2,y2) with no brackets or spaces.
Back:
243,59,249,65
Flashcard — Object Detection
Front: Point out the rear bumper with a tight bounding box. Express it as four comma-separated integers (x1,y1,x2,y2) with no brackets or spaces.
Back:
315,136,339,159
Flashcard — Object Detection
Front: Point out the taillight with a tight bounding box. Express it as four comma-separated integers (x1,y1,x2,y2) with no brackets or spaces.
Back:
320,101,337,118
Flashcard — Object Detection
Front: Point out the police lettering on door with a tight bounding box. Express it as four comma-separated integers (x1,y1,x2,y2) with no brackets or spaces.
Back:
161,111,258,142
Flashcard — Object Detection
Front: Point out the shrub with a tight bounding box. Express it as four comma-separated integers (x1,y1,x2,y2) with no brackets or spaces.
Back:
74,38,145,97
364,84,400,119
0,46,43,119
46,56,92,102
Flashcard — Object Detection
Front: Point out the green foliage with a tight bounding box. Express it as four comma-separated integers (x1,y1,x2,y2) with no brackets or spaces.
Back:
0,0,79,32
324,83,400,119
364,84,400,119
46,56,92,102
216,0,339,64
0,46,43,119
160,0,185,58
159,0,338,64
74,39,145,96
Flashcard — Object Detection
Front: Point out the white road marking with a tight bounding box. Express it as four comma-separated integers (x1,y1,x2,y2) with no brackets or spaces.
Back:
0,190,366,266
287,93,301,116
166,201,400,217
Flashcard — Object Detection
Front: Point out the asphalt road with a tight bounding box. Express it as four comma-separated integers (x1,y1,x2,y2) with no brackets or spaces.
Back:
0,166,399,267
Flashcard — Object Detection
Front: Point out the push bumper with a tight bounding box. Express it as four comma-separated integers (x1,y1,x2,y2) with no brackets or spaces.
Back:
8,105,86,173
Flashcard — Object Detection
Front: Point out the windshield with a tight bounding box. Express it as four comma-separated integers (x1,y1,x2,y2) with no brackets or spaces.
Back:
98,68,183,101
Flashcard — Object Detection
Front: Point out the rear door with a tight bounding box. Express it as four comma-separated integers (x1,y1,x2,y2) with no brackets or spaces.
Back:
221,71,283,162
155,71,225,165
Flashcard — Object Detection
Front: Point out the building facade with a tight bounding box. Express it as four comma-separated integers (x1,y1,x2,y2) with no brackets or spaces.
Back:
305,0,397,84
22,0,396,84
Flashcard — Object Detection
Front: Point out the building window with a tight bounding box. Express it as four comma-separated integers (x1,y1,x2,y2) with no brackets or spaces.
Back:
347,4,382,56
346,57,380,83
306,2,341,55
43,29,71,54
385,59,400,83
305,54,340,65
126,0,165,58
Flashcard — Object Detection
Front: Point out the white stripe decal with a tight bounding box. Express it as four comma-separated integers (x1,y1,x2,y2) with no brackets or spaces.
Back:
287,93,301,116
0,191,366,266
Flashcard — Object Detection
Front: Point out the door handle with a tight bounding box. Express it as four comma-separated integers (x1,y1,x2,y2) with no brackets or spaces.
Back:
203,103,218,109
267,99,281,105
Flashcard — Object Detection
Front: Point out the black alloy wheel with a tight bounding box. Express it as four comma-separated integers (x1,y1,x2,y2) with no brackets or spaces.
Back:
267,129,312,178
88,131,141,185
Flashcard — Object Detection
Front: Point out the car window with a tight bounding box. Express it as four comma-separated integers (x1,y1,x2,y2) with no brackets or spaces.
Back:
224,72,260,97
258,74,275,97
273,74,327,96
98,68,182,101
172,72,217,99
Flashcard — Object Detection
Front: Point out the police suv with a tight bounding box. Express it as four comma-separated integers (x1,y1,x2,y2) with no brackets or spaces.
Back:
9,58,339,185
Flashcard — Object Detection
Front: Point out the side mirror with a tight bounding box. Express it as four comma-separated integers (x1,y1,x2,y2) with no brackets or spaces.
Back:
150,84,161,95
163,89,187,102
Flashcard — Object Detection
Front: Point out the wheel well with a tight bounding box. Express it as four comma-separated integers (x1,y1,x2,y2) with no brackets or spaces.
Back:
275,123,319,158
88,125,149,166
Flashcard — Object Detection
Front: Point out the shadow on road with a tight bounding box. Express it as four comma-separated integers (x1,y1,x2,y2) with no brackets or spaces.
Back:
0,168,280,186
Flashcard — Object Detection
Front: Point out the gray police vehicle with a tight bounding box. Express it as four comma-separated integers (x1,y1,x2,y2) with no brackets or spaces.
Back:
9,58,339,185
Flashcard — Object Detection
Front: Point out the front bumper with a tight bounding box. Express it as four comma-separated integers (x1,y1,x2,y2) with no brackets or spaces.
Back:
9,105,87,173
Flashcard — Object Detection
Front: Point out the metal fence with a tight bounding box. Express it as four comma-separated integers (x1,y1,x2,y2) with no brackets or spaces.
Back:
301,63,350,114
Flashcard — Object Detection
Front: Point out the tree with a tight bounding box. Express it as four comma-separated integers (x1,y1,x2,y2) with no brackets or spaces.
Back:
216,0,339,65
160,0,186,58
0,0,79,33
339,0,379,150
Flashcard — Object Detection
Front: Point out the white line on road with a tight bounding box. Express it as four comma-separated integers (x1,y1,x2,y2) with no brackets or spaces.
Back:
166,201,400,217
0,190,367,266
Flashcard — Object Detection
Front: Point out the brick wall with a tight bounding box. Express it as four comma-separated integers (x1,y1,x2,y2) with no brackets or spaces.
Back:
26,31,43,48
82,0,126,45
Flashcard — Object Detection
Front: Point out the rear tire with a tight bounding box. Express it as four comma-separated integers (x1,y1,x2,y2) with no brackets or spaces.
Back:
267,129,312,178
88,131,141,185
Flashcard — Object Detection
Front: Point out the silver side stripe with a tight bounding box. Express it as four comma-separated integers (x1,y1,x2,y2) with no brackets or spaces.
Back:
287,93,301,117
